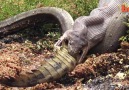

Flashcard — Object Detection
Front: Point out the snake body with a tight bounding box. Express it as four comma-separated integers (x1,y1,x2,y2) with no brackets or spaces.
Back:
55,0,128,63
0,7,74,37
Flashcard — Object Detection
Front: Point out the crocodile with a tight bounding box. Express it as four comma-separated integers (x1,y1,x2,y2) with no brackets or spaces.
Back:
1,45,77,87
0,0,128,87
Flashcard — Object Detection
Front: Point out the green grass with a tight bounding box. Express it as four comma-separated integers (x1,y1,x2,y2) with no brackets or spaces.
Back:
119,20,129,42
0,0,98,20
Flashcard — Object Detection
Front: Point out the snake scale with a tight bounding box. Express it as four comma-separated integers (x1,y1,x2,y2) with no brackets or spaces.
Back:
0,0,129,87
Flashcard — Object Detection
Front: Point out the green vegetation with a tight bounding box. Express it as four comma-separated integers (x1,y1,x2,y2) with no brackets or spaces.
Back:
119,19,129,42
0,0,98,20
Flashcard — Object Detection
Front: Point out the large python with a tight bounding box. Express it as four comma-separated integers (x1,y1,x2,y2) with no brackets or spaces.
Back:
55,0,129,63
0,0,129,87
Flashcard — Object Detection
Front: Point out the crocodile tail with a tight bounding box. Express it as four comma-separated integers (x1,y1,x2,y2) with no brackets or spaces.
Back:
0,7,74,36
1,47,77,87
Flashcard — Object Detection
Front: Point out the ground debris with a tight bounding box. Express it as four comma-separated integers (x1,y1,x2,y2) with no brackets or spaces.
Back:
83,76,129,90
0,38,129,90
70,49,129,80
33,42,129,90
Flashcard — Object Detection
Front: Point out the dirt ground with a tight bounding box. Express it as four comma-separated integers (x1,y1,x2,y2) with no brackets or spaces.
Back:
0,33,129,90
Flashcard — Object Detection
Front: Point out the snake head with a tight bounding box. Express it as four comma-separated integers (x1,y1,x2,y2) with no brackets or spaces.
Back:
67,35,89,64
67,34,88,54
55,30,87,54
67,20,88,55
54,21,88,63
